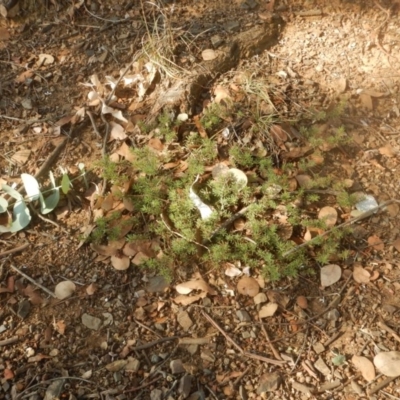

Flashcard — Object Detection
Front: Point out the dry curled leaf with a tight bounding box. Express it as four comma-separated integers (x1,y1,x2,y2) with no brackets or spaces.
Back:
353,263,370,284
237,276,260,297
296,296,308,309
320,264,341,287
175,278,217,295
374,351,400,377
318,206,338,228
259,302,278,318
352,355,375,381
111,254,130,270
368,235,384,251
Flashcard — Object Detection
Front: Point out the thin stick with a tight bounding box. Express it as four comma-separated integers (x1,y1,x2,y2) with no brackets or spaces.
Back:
0,243,29,259
16,377,101,400
201,310,286,366
283,200,398,257
378,320,400,344
134,319,162,339
368,376,398,396
0,336,19,346
9,264,57,298
261,324,282,360
130,336,180,351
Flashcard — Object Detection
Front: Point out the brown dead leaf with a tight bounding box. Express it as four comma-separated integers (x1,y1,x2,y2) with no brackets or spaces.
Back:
295,174,313,188
368,235,384,251
259,302,278,318
318,206,338,228
176,278,217,296
0,276,14,294
55,320,66,335
237,276,260,297
148,138,164,152
28,354,51,363
379,143,397,157
111,254,130,270
174,293,207,305
353,263,370,284
214,85,232,104
86,283,98,296
15,70,34,83
296,296,308,309
23,284,43,305
393,237,400,252
270,124,288,145
320,264,341,287
116,142,135,162
193,115,208,138
352,355,375,381
90,243,117,257
4,368,14,380
360,93,373,110
10,149,31,165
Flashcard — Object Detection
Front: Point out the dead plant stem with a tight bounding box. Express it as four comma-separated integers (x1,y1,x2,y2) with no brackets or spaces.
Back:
9,264,57,298
0,243,29,258
283,200,399,257
201,310,286,366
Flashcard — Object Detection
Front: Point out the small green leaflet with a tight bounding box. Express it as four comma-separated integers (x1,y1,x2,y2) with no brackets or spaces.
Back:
61,173,71,194
1,183,23,201
21,173,40,201
0,196,8,213
332,354,346,366
10,199,31,232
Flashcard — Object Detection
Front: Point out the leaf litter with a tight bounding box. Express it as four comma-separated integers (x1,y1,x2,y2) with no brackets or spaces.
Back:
2,0,400,399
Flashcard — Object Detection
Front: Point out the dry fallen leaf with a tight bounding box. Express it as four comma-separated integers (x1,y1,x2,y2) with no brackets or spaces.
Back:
368,235,384,251
318,206,338,228
174,293,206,305
352,355,375,381
393,237,400,252
374,351,400,377
111,254,130,270
55,320,66,335
259,302,278,318
379,143,397,157
353,264,370,284
320,264,341,287
175,278,217,295
296,296,308,309
54,281,76,300
237,276,260,297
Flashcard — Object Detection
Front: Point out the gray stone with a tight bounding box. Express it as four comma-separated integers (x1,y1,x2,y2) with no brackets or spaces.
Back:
211,35,224,48
178,375,193,398
125,357,140,372
257,372,282,393
177,311,193,331
170,359,186,374
81,313,102,331
201,349,215,363
224,21,240,33
314,357,330,376
313,342,325,354
236,310,251,322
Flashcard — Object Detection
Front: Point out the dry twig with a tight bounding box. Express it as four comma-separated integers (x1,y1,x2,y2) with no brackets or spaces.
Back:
0,243,29,259
9,264,57,298
201,310,286,366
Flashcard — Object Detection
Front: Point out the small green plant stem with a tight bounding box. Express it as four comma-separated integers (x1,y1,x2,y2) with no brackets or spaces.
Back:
203,204,251,245
283,199,399,258
160,213,210,252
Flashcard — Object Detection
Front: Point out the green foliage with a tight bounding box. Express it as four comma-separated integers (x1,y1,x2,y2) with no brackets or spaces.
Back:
91,96,355,281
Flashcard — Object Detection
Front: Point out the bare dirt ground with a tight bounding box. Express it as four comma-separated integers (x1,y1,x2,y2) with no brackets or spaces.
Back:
1,0,400,399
